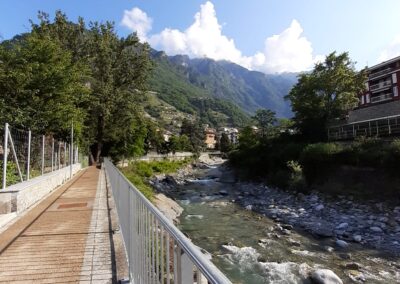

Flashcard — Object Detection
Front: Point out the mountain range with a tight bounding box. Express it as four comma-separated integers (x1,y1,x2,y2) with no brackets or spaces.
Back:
148,50,298,127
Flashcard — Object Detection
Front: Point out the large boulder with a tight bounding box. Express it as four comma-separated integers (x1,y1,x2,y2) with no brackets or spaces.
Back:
153,193,183,223
310,269,343,284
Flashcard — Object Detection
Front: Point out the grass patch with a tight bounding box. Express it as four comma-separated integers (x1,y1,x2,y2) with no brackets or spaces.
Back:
120,158,193,201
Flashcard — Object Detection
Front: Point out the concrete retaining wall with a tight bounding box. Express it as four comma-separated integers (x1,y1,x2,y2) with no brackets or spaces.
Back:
0,164,81,214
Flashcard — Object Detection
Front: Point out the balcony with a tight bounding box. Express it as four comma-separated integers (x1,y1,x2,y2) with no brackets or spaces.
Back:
370,93,392,103
369,67,392,79
369,80,392,92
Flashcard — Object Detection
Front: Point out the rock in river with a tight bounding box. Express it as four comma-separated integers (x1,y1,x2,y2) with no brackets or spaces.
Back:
335,240,349,248
310,269,343,284
370,226,383,233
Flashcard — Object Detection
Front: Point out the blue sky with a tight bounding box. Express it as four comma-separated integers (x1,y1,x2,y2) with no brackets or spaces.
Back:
1,0,400,73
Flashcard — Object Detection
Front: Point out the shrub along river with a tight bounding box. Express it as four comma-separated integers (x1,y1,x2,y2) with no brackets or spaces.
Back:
155,165,400,283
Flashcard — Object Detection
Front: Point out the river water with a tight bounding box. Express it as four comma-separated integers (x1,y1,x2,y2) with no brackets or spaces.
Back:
170,176,400,283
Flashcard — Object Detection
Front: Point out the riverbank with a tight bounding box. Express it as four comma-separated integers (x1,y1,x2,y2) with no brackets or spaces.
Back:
151,156,400,283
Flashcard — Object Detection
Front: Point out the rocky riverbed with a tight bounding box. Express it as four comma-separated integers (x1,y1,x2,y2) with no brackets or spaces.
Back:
150,156,400,283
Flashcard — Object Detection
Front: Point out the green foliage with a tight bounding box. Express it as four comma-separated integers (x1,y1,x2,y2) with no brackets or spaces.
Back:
150,54,259,128
286,160,305,190
1,11,153,162
299,139,400,185
286,52,366,141
180,119,205,153
0,162,22,187
121,158,192,200
300,143,343,184
252,108,277,138
0,29,89,139
219,133,232,153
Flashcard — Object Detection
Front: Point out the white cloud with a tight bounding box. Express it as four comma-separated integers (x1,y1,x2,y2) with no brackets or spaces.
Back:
253,20,323,73
121,7,152,41
149,1,244,65
378,35,400,62
121,2,322,74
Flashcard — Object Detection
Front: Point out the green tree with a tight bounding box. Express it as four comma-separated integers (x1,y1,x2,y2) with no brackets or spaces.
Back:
219,133,232,153
85,22,152,162
180,119,204,152
252,109,277,138
237,126,259,150
168,135,180,154
0,30,89,139
286,52,366,141
144,123,164,154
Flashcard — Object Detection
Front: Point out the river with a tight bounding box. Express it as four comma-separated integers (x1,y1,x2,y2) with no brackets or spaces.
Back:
165,169,400,283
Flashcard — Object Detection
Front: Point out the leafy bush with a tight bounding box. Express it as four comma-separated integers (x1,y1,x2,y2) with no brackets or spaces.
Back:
383,139,400,175
121,158,193,201
0,161,21,187
300,143,342,184
287,160,306,191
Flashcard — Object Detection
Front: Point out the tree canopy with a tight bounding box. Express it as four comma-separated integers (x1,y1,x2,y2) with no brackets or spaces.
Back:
252,109,277,138
285,52,366,141
0,11,153,162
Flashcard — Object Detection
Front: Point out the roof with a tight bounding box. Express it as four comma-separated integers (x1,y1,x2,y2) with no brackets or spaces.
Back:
347,100,400,123
368,55,400,72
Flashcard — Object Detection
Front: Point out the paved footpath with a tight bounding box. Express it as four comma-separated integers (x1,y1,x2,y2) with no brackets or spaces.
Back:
0,166,115,283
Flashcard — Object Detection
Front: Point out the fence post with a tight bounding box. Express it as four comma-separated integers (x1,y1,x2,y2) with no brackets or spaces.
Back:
64,142,67,168
2,123,9,190
27,130,31,181
41,135,45,175
8,129,23,182
58,142,61,170
51,138,54,172
70,125,73,178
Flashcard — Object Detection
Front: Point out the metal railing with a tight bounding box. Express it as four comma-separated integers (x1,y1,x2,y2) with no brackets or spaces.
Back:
104,158,231,284
328,114,400,140
369,80,391,92
370,93,392,103
369,67,392,79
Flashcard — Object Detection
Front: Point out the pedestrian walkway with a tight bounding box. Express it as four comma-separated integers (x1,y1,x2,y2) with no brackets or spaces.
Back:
0,166,114,283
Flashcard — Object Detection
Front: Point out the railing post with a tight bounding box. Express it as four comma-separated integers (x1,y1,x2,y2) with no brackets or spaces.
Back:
2,123,9,190
41,135,45,175
27,130,31,181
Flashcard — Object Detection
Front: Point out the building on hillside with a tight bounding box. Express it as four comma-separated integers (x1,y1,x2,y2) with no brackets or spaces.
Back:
204,128,217,149
328,56,400,140
218,127,239,144
163,130,172,142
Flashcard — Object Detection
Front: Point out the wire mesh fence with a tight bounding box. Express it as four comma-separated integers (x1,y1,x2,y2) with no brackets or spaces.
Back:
1,123,84,189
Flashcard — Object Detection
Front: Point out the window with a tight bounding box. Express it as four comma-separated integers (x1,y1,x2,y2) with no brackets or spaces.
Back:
366,93,370,103
394,87,398,97
393,73,397,84
361,95,365,104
